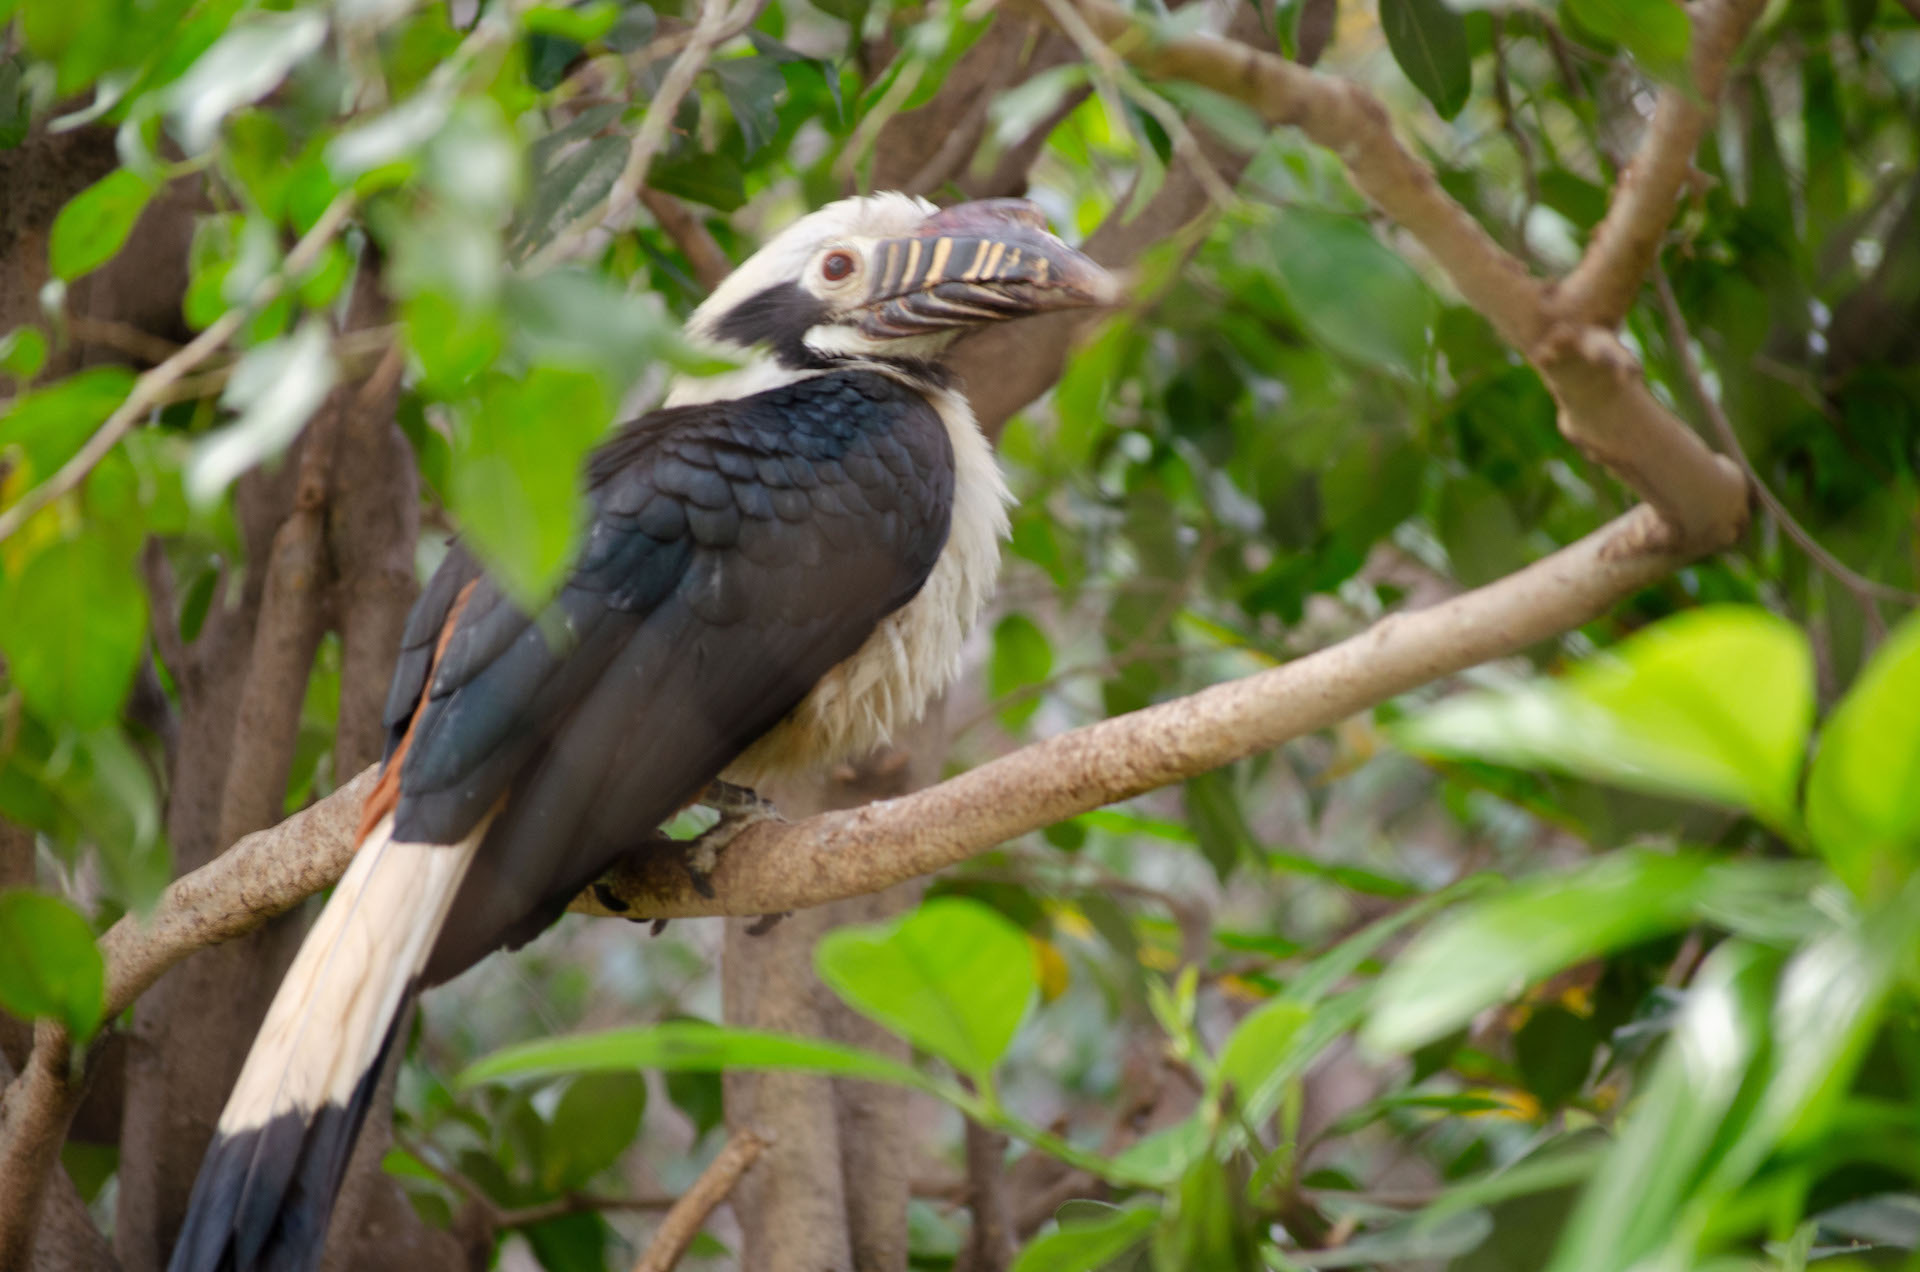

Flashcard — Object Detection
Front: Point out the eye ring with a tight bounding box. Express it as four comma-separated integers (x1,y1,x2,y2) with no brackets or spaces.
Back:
821,250,857,282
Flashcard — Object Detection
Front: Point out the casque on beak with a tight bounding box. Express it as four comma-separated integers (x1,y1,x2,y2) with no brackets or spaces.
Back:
854,198,1121,340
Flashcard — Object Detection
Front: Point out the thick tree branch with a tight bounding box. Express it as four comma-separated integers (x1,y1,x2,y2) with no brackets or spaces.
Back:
0,503,1709,1053
1052,0,1749,554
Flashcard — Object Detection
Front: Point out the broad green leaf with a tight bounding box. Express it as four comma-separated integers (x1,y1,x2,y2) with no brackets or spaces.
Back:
509,135,626,258
1380,0,1471,119
1156,81,1271,154
1397,606,1812,833
0,889,105,1043
1183,767,1251,882
166,10,329,153
1365,851,1716,1052
1267,208,1433,375
0,367,135,484
1010,1205,1156,1272
187,320,338,504
446,367,611,606
990,612,1052,730
1214,997,1309,1115
711,57,785,156
1153,1150,1261,1272
461,1022,934,1092
50,169,154,282
1108,1117,1207,1188
1545,942,1773,1272
816,897,1036,1082
523,2,619,42
543,1071,647,1190
1291,1209,1493,1268
1562,0,1690,82
327,90,452,182
502,271,679,403
1805,613,1920,895
0,532,147,729
0,326,47,380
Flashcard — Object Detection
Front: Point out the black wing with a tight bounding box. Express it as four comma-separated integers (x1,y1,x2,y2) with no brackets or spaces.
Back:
379,369,954,984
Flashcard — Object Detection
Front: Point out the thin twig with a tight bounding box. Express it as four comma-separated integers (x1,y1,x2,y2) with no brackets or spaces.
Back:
1651,266,1916,634
496,1191,679,1228
68,317,185,365
1490,16,1541,262
1037,0,1237,212
630,1130,766,1272
640,189,733,292
531,0,763,268
0,194,356,546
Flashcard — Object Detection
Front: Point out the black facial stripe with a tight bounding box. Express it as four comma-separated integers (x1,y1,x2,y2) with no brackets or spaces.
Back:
712,281,835,370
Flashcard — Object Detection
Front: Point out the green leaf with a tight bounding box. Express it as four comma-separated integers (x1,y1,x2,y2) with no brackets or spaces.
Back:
543,1071,647,1190
647,149,747,212
165,10,330,153
1215,998,1310,1116
1561,0,1690,82
1183,767,1253,882
50,169,155,282
815,897,1036,1083
0,532,147,729
0,889,105,1043
446,367,612,606
460,1021,933,1092
0,326,48,380
1266,208,1433,375
711,57,786,156
1806,612,1920,895
1396,606,1813,833
187,320,338,504
1010,1203,1157,1272
1379,0,1471,119
1544,942,1774,1272
1364,851,1719,1053
990,613,1052,730
510,135,626,258
1155,82,1271,154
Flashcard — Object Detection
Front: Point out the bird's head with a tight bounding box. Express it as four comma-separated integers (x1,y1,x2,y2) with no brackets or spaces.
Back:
687,193,1120,370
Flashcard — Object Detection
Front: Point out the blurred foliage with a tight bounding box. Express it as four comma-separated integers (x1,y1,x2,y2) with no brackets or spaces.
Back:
0,0,1918,1266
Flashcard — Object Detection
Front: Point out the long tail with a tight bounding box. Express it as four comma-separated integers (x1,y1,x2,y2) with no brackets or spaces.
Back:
168,814,481,1272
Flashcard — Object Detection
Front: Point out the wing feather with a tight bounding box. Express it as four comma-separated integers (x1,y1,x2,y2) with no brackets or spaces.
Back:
372,369,955,984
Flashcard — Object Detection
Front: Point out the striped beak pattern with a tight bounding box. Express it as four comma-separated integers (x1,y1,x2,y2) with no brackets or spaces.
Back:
854,198,1120,339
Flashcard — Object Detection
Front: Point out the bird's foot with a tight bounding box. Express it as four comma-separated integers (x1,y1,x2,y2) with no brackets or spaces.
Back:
681,784,784,898
745,911,790,936
697,779,778,820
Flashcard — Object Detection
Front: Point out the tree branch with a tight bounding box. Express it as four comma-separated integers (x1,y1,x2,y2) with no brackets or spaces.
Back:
531,0,764,268
1049,0,1749,554
1555,0,1766,326
0,502,1712,1074
1650,266,1917,630
0,194,355,547
630,1130,765,1272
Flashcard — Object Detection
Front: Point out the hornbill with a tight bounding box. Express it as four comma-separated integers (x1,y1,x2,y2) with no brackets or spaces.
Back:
168,193,1117,1271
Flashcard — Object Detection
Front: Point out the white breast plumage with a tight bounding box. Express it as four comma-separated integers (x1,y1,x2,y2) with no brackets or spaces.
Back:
720,381,1009,785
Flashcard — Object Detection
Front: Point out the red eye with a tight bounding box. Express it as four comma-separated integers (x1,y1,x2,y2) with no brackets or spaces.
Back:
822,251,856,281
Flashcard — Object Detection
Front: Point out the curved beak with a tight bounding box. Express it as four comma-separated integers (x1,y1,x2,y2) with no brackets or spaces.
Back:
855,198,1121,340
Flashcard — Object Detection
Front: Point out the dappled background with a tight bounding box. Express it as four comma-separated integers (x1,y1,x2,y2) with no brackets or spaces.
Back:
2,0,1919,1267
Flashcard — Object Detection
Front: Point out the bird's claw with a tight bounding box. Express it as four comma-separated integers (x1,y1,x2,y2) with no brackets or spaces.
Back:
681,784,784,898
698,780,778,820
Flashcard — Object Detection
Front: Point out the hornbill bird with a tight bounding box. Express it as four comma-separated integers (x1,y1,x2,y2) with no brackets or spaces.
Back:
168,193,1117,1272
